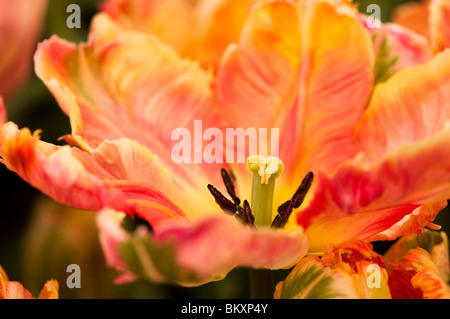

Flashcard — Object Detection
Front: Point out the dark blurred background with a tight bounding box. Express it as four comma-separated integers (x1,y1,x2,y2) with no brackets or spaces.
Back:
0,0,448,298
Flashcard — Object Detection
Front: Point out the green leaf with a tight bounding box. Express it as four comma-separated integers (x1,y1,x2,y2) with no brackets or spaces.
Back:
373,32,399,85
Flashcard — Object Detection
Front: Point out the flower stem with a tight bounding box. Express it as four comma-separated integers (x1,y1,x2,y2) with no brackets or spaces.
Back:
250,269,274,299
249,171,276,298
247,156,284,299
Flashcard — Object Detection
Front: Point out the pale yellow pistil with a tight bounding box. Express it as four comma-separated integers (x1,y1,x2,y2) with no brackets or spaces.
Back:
247,156,284,228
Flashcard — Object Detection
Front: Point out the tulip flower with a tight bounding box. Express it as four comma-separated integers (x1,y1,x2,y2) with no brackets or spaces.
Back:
1,0,450,295
393,0,450,53
275,230,450,299
0,266,58,299
0,0,47,100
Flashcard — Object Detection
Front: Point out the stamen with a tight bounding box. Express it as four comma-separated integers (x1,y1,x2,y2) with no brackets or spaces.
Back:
271,172,314,229
291,172,314,209
241,200,255,228
221,168,240,206
207,184,237,215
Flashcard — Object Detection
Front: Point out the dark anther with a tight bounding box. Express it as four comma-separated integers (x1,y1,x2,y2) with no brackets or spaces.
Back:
240,200,255,227
207,184,238,215
221,168,241,206
271,172,314,229
271,200,293,229
291,172,314,209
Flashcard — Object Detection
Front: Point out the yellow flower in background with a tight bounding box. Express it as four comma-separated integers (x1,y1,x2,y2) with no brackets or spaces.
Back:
393,0,450,53
0,0,47,100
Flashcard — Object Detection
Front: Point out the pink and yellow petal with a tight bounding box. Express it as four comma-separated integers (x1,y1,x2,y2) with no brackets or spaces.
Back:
430,0,450,53
393,0,450,53
392,0,430,39
282,0,373,181
356,50,450,159
298,50,450,251
0,122,186,225
370,202,447,242
97,210,308,286
36,14,216,150
35,14,223,210
299,127,450,252
0,122,125,212
0,282,34,299
215,0,301,189
377,23,432,72
360,11,432,81
215,0,301,131
301,200,419,253
216,0,374,198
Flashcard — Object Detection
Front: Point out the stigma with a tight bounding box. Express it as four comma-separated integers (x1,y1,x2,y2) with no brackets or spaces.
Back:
247,155,284,184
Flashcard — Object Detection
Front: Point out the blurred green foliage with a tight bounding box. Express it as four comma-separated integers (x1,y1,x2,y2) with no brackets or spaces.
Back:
1,0,448,299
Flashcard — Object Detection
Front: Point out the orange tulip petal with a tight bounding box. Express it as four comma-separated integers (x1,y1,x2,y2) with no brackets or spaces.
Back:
384,230,449,282
189,0,259,67
100,0,193,53
38,280,59,299
101,0,258,68
0,266,52,299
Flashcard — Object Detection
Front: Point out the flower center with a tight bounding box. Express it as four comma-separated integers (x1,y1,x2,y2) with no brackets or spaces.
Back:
207,156,314,229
